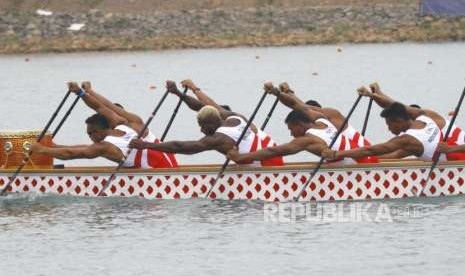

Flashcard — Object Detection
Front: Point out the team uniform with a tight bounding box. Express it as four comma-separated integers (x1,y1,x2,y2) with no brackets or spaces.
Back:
402,115,445,162
441,120,465,161
342,124,379,163
216,116,284,167
104,125,178,168
306,118,355,165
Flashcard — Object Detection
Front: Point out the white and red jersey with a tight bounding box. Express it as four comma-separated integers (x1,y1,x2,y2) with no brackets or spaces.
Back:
343,124,369,148
342,124,379,163
403,115,445,162
442,120,465,161
104,125,178,168
305,118,355,165
216,116,284,167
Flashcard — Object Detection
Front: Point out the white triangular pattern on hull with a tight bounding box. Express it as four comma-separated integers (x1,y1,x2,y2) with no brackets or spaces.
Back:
1,165,465,202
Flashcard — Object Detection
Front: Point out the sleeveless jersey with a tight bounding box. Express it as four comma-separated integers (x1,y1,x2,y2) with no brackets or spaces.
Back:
104,125,178,168
306,118,355,165
403,115,445,161
216,116,284,166
342,124,379,163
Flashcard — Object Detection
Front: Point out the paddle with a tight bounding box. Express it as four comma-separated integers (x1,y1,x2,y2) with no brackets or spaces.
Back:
260,97,280,130
205,91,268,198
160,87,188,142
361,97,374,136
52,94,81,138
419,85,465,196
97,90,170,196
0,90,74,196
294,94,363,201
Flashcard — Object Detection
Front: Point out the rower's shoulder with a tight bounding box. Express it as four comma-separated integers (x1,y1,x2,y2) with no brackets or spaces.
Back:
223,113,244,125
321,107,343,117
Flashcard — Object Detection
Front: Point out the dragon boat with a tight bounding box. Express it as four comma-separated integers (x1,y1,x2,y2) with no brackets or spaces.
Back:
1,161,464,202
1,130,464,202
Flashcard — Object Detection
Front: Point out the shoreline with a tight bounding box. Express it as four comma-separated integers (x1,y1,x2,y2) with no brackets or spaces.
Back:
1,5,465,55
2,28,465,55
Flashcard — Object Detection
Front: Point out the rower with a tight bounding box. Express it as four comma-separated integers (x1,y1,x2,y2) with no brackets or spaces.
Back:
226,83,356,165
359,83,465,161
129,81,284,167
321,101,445,162
31,82,178,168
265,82,378,163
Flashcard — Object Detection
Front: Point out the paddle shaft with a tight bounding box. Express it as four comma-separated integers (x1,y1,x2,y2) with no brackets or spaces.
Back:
361,97,374,136
52,94,81,138
260,97,280,130
295,94,363,201
205,91,268,198
420,85,465,195
98,90,170,196
0,90,73,196
160,87,188,142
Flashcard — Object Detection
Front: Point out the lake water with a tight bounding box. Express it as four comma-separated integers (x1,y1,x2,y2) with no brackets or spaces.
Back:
1,43,465,275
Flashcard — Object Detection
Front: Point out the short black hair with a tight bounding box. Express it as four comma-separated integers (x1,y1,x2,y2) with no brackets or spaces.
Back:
220,105,232,111
409,104,421,109
285,110,311,124
380,102,410,121
305,100,322,108
85,113,110,129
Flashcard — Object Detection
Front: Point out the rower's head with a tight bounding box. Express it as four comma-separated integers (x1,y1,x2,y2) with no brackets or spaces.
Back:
305,100,322,108
285,110,312,138
197,105,222,135
381,102,411,135
85,113,111,143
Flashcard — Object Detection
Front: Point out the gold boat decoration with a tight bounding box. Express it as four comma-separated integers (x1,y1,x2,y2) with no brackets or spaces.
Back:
0,130,53,169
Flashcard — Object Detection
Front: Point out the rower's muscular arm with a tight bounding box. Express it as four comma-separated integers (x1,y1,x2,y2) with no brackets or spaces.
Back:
181,79,235,120
363,83,427,119
377,149,413,160
182,80,220,109
277,90,305,110
370,83,445,127
68,82,127,128
31,142,112,160
193,88,235,119
51,143,90,149
166,80,204,111
144,140,212,154
362,83,395,108
421,108,446,129
320,107,345,121
370,83,445,126
438,142,465,153
274,82,325,121
129,135,225,155
81,81,143,126
227,136,310,163
324,136,414,160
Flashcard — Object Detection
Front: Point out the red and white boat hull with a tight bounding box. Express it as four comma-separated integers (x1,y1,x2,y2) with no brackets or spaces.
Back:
1,161,464,202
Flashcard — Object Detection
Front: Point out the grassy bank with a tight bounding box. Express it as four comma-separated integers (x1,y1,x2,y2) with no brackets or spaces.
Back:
3,21,465,55
0,0,418,12
1,0,465,54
